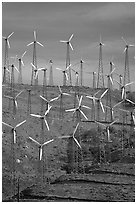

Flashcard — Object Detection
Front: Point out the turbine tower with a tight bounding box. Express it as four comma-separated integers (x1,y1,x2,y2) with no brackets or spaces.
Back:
60,34,74,86
122,37,134,92
49,60,54,86
79,59,84,86
2,32,14,83
27,30,44,86
97,35,105,89
17,51,27,84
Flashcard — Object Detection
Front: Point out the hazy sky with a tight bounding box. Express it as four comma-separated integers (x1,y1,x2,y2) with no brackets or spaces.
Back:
2,2,135,89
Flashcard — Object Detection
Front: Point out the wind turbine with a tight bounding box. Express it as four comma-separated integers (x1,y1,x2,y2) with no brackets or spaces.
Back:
114,80,134,100
66,95,90,121
4,90,24,114
121,36,134,92
97,35,105,88
27,30,44,85
60,34,74,85
56,64,71,86
31,63,47,81
95,119,119,142
30,104,52,131
58,123,81,149
29,137,54,160
2,120,26,144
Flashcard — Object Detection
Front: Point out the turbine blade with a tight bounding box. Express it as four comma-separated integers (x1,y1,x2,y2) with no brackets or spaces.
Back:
27,42,34,46
69,34,74,41
110,76,113,85
44,118,50,131
79,96,83,106
129,44,134,47
109,119,119,126
16,90,24,98
2,122,13,129
65,72,69,81
37,41,44,47
4,95,13,99
34,30,36,41
63,92,70,96
79,109,88,120
65,108,76,112
39,147,42,161
122,88,125,99
15,120,26,128
14,100,18,109
94,90,101,96
73,123,79,136
58,135,71,139
56,67,62,71
21,60,24,66
7,40,10,48
107,128,110,142
101,89,108,99
50,96,59,101
13,130,16,144
29,137,40,146
60,40,67,43
40,95,48,102
58,85,62,93
100,101,105,113
114,79,122,86
69,42,74,51
42,139,54,146
30,114,42,118
8,32,14,39
121,36,127,45
123,47,127,53
82,105,91,109
73,137,81,149
22,51,27,58
110,67,115,75
114,100,124,107
125,81,134,87
126,99,135,105
31,63,36,69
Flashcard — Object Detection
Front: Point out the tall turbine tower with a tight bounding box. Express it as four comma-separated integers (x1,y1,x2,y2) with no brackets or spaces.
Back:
27,30,44,86
79,59,84,87
17,51,27,84
60,34,74,86
2,32,14,83
49,60,54,86
122,37,134,92
97,36,105,89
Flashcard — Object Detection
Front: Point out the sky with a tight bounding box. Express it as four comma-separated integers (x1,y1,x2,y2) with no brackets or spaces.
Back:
2,2,135,89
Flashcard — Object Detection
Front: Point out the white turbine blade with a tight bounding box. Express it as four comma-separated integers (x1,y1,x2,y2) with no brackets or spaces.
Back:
40,95,48,102
69,34,74,41
123,47,127,53
114,79,122,86
7,40,10,48
119,108,129,113
8,32,14,39
31,63,36,69
56,67,63,71
110,68,115,75
86,95,93,100
34,71,38,79
42,139,54,146
107,128,111,142
37,41,44,47
101,89,108,99
125,81,134,87
129,44,134,47
94,90,101,96
2,36,6,39
39,147,43,161
82,105,91,109
58,86,62,93
74,137,81,149
79,96,83,106
73,123,79,136
121,36,127,45
30,114,42,118
15,120,26,128
16,90,24,98
58,135,71,139
65,108,76,112
13,130,16,144
79,109,88,120
126,99,135,105
65,72,69,81
22,51,27,58
44,118,50,131
14,66,19,73
4,95,13,99
60,40,67,43
27,41,34,46
100,101,105,113
122,88,125,99
14,100,18,109
21,60,24,66
50,96,59,102
110,76,113,85
95,121,106,127
66,64,72,70
63,92,70,96
69,42,74,51
109,119,119,126
29,137,40,146
114,100,124,107
34,30,36,41
2,122,13,129
45,105,52,115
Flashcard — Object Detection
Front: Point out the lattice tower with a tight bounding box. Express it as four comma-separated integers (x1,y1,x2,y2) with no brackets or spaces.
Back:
97,43,105,88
